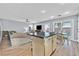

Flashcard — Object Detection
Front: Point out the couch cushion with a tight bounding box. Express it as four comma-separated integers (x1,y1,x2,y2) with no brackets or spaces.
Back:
12,33,28,38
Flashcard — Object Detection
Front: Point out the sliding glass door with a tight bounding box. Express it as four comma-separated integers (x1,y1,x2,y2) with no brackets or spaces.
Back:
54,22,62,34
53,21,72,40
62,21,72,40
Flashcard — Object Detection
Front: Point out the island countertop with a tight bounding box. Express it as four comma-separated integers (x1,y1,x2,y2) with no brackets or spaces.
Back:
28,32,55,39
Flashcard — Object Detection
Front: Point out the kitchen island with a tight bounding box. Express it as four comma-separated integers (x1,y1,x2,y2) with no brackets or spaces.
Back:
29,32,59,56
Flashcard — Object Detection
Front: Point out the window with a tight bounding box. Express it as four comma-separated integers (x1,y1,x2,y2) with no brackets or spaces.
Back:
44,24,50,32
62,22,71,28
62,21,72,39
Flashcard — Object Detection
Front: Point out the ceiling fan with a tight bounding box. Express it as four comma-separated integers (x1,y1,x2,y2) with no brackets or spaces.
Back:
17,16,30,23
25,18,30,23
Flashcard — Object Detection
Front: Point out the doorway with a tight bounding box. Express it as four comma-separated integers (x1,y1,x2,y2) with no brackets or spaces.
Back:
1,31,11,49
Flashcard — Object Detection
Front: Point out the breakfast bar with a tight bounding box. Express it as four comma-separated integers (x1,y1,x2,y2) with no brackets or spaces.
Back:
29,32,59,56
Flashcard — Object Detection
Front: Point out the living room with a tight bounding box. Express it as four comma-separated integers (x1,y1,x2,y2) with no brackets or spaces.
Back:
0,3,79,56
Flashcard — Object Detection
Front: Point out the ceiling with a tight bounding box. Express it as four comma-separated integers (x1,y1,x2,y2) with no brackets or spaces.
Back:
0,3,79,23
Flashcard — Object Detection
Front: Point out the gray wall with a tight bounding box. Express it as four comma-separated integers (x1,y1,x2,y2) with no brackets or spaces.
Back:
1,19,27,32
0,19,27,43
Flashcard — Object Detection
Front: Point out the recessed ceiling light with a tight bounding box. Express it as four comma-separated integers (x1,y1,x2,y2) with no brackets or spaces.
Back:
41,10,46,13
49,16,55,19
64,11,70,14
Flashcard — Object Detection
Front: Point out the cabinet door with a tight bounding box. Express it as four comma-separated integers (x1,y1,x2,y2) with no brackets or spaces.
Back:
32,37,44,56
53,35,57,51
45,37,53,56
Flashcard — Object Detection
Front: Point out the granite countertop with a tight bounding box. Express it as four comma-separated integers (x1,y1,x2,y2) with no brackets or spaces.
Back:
28,32,55,39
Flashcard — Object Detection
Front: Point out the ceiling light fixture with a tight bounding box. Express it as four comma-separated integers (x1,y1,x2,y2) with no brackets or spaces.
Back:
41,10,46,13
64,11,70,15
49,16,55,19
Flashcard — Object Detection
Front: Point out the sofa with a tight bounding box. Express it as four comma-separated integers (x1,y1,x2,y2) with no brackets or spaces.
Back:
10,33,32,47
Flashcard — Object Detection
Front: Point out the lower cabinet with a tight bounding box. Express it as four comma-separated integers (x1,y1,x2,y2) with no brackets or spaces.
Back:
32,37,45,56
44,37,53,56
52,35,58,51
32,35,58,56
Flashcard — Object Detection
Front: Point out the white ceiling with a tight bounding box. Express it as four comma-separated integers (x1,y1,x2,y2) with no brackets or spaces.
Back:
0,3,79,23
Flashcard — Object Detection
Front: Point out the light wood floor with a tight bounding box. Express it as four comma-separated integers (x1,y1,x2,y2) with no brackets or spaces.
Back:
0,37,11,49
53,40,79,56
0,37,32,56
0,36,79,56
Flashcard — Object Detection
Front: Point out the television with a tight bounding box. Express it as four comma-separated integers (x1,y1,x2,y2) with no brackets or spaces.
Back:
36,25,42,30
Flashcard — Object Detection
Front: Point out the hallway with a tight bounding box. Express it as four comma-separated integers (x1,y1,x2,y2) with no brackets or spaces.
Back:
0,36,11,49
0,31,11,49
